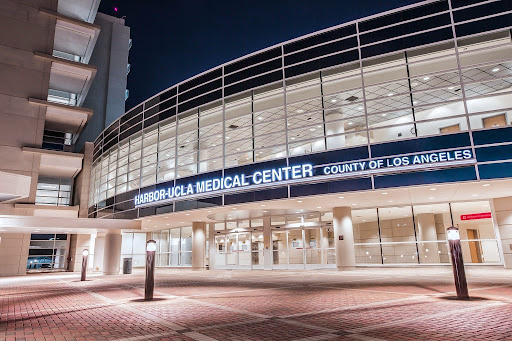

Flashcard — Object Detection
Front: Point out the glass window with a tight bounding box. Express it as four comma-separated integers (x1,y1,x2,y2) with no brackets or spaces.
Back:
353,209,380,264
36,177,72,206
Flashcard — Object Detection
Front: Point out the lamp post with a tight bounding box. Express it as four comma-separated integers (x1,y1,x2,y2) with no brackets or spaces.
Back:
145,240,157,300
447,226,469,299
81,249,89,281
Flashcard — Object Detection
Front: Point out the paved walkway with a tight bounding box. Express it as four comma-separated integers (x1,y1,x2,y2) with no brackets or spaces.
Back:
1,267,512,340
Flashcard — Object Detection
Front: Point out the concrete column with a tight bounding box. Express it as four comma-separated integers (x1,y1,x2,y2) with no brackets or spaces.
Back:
492,196,512,268
68,234,92,272
0,233,30,276
416,213,440,263
103,230,122,275
263,217,272,270
333,207,355,270
192,222,206,269
93,233,105,272
208,223,215,269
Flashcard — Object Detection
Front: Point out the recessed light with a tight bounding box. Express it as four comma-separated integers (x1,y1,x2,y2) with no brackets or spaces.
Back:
260,204,266,207
331,99,337,103
166,223,170,226
317,125,322,128
297,200,303,203
348,122,353,125
430,188,437,191
428,197,435,200
232,208,237,210
338,196,344,199
147,220,151,222
185,213,190,216
448,86,454,90
411,82,418,86
297,109,304,113
413,101,418,104
291,137,295,140
482,184,490,187
181,222,185,224
492,68,500,72
352,203,357,206
382,192,388,195
357,106,363,110
309,128,316,132
387,93,393,97
423,76,430,81
388,200,393,203
258,117,263,120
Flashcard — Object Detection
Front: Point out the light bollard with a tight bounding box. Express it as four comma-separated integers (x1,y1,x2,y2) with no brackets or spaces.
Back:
81,249,89,281
144,240,157,300
447,226,469,299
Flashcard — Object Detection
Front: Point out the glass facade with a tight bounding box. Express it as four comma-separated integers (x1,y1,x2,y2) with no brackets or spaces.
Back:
35,177,73,206
89,1,512,219
151,227,193,267
27,234,69,271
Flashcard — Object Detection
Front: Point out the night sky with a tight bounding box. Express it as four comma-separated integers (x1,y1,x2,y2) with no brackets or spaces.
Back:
97,0,424,111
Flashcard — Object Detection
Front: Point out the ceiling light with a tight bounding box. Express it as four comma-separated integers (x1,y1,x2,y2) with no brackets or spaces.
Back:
387,93,393,96
297,109,304,113
185,213,190,216
492,68,500,72
382,192,388,195
317,125,322,128
338,196,344,199
260,204,266,207
352,203,357,206
297,200,303,203
430,188,437,191
309,128,315,132
348,122,353,125
411,82,418,86
423,76,430,81
428,197,435,200
232,208,237,210
331,99,337,103
382,113,387,117
448,86,454,90
291,137,295,140
482,184,490,187
412,101,418,104
357,106,363,110
258,117,263,120
388,200,393,203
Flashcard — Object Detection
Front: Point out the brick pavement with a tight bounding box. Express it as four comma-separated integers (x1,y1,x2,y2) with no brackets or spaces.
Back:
1,267,512,340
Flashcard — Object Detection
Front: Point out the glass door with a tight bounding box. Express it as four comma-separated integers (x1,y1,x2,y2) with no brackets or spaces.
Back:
226,234,237,269
305,228,322,269
238,233,251,269
251,232,264,269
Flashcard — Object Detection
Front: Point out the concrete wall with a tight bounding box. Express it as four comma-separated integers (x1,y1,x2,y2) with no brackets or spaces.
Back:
0,0,58,211
77,13,130,152
0,233,31,276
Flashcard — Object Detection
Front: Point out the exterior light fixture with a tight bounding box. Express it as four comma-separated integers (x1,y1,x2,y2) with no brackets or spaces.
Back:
144,240,157,300
447,226,469,299
81,249,88,281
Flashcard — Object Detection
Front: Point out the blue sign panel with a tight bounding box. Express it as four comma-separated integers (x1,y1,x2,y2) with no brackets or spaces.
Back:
134,149,474,206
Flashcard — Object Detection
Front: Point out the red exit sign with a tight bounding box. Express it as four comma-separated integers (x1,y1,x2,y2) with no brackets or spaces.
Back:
460,212,492,220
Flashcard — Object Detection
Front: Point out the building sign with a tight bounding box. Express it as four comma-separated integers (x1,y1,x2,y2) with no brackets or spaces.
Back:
134,149,474,206
460,212,492,220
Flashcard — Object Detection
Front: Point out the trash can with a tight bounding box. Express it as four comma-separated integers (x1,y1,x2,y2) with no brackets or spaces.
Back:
122,258,132,274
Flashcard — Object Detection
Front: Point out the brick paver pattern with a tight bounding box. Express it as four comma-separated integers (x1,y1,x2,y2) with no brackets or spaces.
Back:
1,267,512,340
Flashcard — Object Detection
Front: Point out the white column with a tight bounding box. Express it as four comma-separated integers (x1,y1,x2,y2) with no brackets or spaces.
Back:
492,196,512,268
93,233,105,272
68,234,92,272
103,230,122,275
333,207,356,270
416,213,440,263
263,216,272,270
192,222,206,269
208,223,215,269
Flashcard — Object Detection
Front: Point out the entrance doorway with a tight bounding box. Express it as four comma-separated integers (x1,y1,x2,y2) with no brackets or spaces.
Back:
214,231,264,269
467,229,483,263
272,227,336,269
